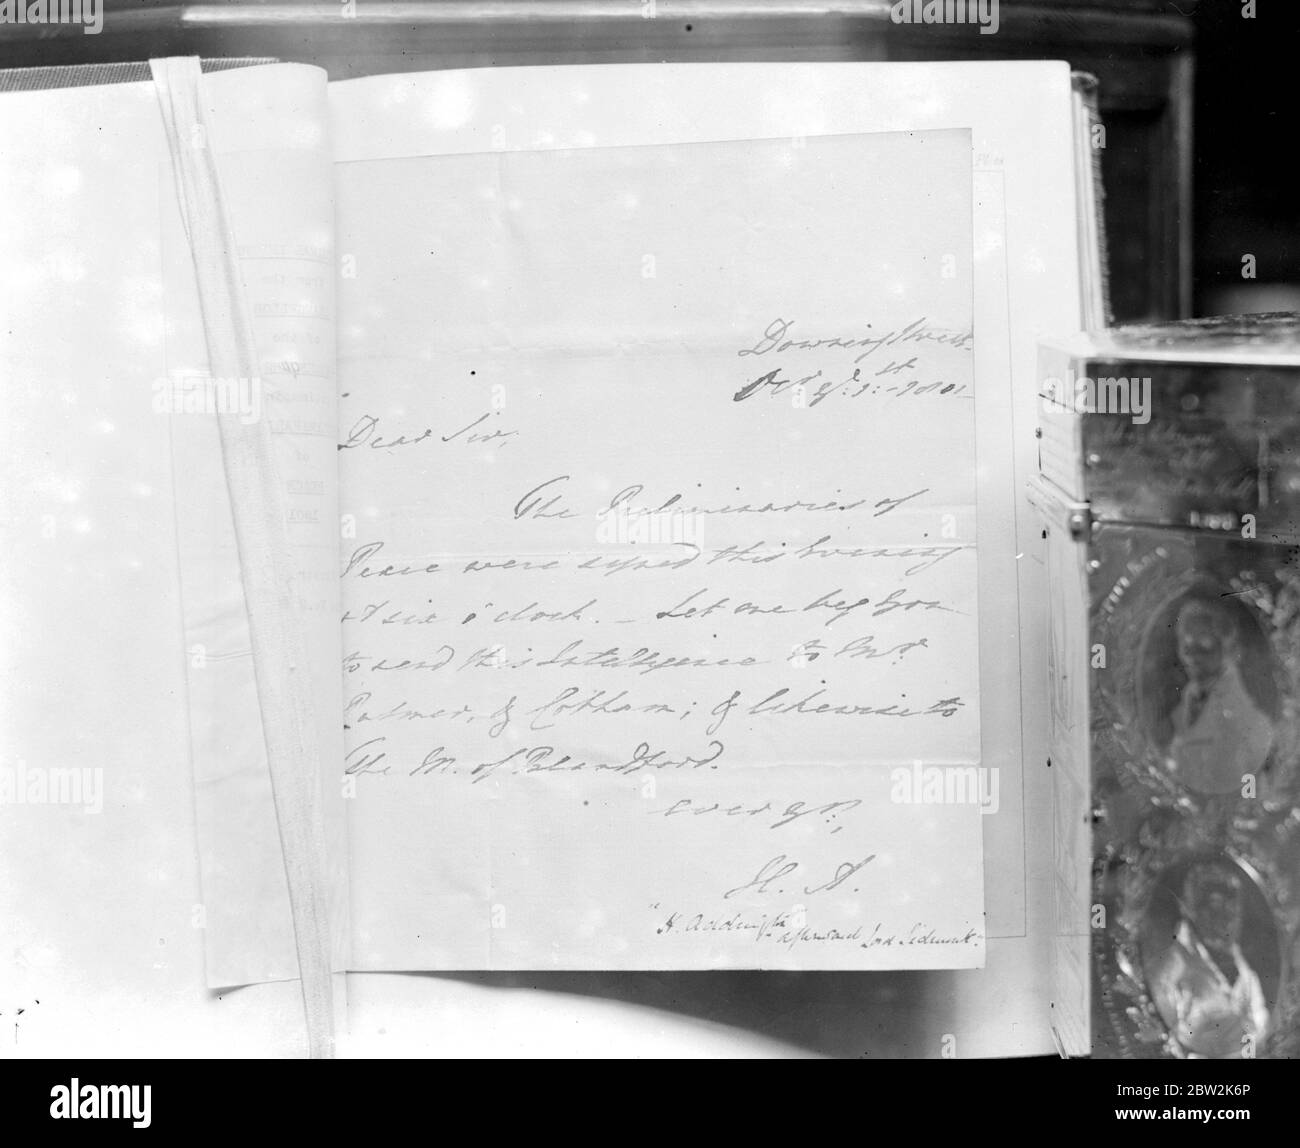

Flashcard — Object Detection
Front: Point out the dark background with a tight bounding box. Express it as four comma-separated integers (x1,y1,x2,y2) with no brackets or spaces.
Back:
1,0,1296,321
1192,0,1299,315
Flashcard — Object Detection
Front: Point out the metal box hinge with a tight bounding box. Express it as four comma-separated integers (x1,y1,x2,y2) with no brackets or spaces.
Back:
1027,476,1093,542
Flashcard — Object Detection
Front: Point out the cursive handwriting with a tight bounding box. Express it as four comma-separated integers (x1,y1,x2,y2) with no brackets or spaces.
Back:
340,411,516,451
737,316,973,364
722,852,877,899
653,796,863,834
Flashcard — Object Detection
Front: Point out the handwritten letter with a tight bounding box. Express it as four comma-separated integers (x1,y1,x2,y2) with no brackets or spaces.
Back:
337,130,985,968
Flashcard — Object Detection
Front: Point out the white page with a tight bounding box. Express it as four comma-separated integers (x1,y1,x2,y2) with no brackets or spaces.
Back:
158,83,348,990
336,127,984,971
329,59,1082,1055
0,64,344,1053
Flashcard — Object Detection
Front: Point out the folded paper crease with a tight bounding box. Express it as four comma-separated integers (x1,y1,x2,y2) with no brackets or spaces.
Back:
150,55,336,1058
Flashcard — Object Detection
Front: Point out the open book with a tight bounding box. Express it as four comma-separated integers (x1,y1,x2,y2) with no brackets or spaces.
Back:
0,58,1101,1057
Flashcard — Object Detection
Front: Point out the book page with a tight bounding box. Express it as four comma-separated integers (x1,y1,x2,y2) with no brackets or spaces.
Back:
330,59,1083,1055
159,68,349,990
336,129,984,970
0,64,343,1054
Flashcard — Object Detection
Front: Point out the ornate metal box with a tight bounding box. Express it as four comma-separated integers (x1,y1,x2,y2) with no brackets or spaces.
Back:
1036,314,1300,1058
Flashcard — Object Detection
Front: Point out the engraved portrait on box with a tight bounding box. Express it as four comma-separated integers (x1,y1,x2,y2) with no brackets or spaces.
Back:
1136,589,1278,797
1138,855,1277,1059
1082,525,1300,1058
